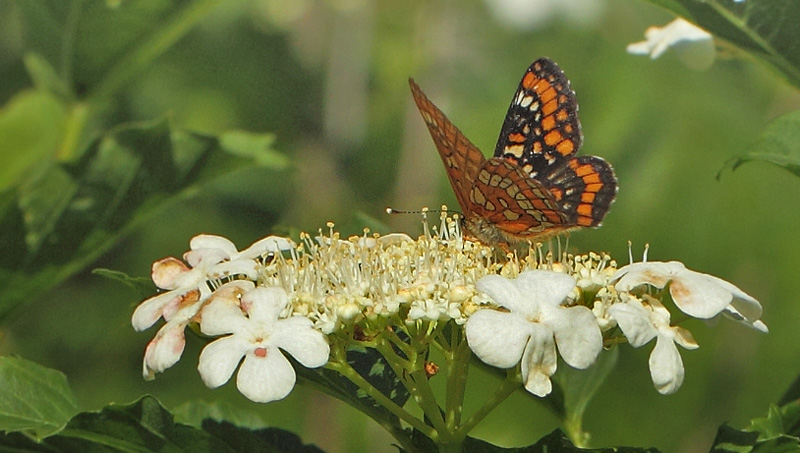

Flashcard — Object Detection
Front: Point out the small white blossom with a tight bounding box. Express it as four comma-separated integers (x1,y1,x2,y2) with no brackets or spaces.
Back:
613,261,767,331
197,286,330,403
465,270,602,397
131,234,293,331
609,294,698,395
627,18,714,70
141,280,254,380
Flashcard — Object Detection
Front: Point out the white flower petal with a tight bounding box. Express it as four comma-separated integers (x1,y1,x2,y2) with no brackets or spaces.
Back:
151,257,190,289
476,275,527,313
649,333,684,395
184,248,230,269
520,324,557,397
627,19,713,70
142,321,187,379
132,291,181,331
671,325,699,350
704,274,762,321
608,301,658,347
190,234,238,257
274,316,330,368
613,261,683,291
377,233,413,245
236,348,296,403
721,305,769,332
209,260,259,280
465,310,531,368
548,305,602,369
197,336,249,388
199,298,248,336
751,320,769,333
514,270,576,308
238,236,294,260
243,287,289,322
669,270,732,318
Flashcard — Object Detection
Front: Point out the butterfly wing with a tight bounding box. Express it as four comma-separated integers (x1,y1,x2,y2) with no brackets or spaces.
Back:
469,158,568,238
409,78,486,216
546,155,617,227
494,58,617,228
493,58,582,174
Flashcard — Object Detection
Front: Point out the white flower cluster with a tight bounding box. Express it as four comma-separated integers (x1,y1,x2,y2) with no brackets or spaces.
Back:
467,257,766,397
132,220,766,403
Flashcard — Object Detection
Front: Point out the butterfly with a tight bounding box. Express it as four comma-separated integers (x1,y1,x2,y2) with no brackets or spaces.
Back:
409,58,617,246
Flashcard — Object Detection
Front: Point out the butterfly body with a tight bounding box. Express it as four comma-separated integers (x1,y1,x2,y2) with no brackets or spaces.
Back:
410,58,617,245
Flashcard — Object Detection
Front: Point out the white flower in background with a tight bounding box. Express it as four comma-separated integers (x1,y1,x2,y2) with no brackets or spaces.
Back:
613,261,767,331
609,294,698,395
465,270,602,397
627,18,715,70
197,286,330,403
483,0,605,30
141,280,254,380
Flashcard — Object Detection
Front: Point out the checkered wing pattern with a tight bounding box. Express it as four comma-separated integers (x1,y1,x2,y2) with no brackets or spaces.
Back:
493,58,617,228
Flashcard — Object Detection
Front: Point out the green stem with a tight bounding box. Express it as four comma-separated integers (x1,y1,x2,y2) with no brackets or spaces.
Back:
87,0,227,101
326,353,436,440
386,327,415,359
456,368,521,437
444,330,470,432
299,366,416,452
563,410,589,448
374,338,449,439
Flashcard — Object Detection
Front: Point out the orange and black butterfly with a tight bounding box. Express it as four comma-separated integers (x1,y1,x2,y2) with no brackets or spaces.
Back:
409,58,617,245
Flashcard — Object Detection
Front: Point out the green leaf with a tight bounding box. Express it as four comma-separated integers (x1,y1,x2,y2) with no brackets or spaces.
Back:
555,348,619,446
0,89,67,190
91,268,155,300
0,356,79,438
0,396,323,452
172,400,267,430
298,345,411,424
23,53,72,100
749,405,787,439
748,400,800,439
710,424,760,452
717,109,800,178
0,118,289,321
647,0,800,88
219,131,289,170
711,400,800,451
14,0,225,100
463,429,661,452
202,420,324,453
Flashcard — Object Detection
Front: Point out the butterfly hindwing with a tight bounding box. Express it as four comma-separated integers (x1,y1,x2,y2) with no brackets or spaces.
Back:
470,158,567,236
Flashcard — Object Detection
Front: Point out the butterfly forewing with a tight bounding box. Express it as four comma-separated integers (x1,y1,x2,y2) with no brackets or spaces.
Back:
492,58,617,229
409,78,485,217
493,58,583,175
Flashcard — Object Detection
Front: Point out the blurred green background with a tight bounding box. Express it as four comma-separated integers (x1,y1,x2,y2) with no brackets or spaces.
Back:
1,0,798,451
